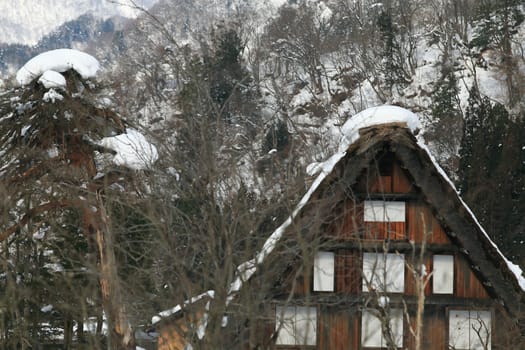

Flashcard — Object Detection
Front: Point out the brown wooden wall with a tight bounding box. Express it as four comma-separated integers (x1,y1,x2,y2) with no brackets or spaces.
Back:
287,250,490,299
365,158,416,194
334,199,449,244
319,310,359,350
335,250,361,294
455,254,490,299
406,201,449,244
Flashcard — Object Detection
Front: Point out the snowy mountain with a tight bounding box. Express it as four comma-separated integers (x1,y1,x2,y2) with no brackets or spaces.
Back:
0,14,126,77
0,0,159,46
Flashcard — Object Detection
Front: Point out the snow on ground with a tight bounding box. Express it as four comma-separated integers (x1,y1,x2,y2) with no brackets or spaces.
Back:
98,128,158,170
16,49,100,86
291,87,314,108
476,62,509,105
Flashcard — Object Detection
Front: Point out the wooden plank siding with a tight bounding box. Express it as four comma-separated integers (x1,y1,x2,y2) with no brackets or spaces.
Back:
334,201,364,240
454,254,490,299
318,309,360,350
405,255,432,297
406,307,447,350
363,221,406,241
331,199,449,245
335,250,361,294
392,161,415,193
318,310,351,350
406,201,450,244
361,153,415,194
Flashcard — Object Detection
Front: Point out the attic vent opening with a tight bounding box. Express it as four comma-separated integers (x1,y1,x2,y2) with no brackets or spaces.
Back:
378,154,394,177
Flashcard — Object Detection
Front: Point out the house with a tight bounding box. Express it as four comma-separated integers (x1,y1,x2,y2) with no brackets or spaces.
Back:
153,105,525,349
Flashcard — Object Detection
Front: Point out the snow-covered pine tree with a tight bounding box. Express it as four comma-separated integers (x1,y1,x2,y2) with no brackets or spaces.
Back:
0,49,157,349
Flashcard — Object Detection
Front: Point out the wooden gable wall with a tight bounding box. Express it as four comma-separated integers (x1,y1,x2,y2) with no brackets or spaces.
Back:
263,152,508,350
282,152,491,300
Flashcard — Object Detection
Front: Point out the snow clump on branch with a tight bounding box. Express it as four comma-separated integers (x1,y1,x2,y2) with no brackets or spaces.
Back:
16,48,100,86
98,129,159,170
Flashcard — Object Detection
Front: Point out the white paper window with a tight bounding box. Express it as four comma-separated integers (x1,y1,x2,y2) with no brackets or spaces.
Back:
275,306,317,346
364,201,406,222
433,255,454,294
362,308,404,348
362,252,405,293
449,310,491,350
314,251,335,292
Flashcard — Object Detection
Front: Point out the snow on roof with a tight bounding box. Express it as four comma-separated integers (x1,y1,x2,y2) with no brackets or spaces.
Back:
338,105,420,153
16,49,100,86
98,128,159,170
151,290,215,325
308,105,421,177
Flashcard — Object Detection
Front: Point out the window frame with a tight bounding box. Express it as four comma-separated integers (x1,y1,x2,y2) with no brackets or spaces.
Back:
432,254,454,294
448,308,492,350
364,200,406,222
362,252,405,293
361,307,404,348
275,305,318,347
313,251,335,292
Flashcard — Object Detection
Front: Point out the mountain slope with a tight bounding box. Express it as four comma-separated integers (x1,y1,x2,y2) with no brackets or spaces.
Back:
0,0,158,46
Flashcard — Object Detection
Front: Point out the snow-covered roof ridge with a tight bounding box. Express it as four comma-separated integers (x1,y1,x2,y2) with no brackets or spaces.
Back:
308,105,421,177
16,49,100,86
338,104,421,153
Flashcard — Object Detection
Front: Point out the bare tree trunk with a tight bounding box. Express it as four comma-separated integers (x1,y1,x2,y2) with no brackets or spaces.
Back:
64,315,73,350
414,214,430,350
87,193,136,350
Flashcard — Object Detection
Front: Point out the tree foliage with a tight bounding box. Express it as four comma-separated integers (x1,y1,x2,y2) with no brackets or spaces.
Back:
459,87,525,264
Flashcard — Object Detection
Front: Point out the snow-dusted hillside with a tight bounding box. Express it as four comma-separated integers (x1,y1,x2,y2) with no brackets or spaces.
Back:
0,0,159,46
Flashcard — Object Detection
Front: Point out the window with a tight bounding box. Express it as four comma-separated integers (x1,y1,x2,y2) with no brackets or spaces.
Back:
433,255,454,294
449,310,491,350
313,251,335,292
275,306,317,346
362,252,405,293
361,308,404,348
364,201,405,222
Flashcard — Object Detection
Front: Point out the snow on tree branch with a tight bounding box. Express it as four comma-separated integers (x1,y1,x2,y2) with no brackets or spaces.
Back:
16,49,100,86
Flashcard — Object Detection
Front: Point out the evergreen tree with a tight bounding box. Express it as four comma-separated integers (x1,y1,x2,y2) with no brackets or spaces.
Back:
376,9,406,89
427,64,462,174
458,86,525,264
